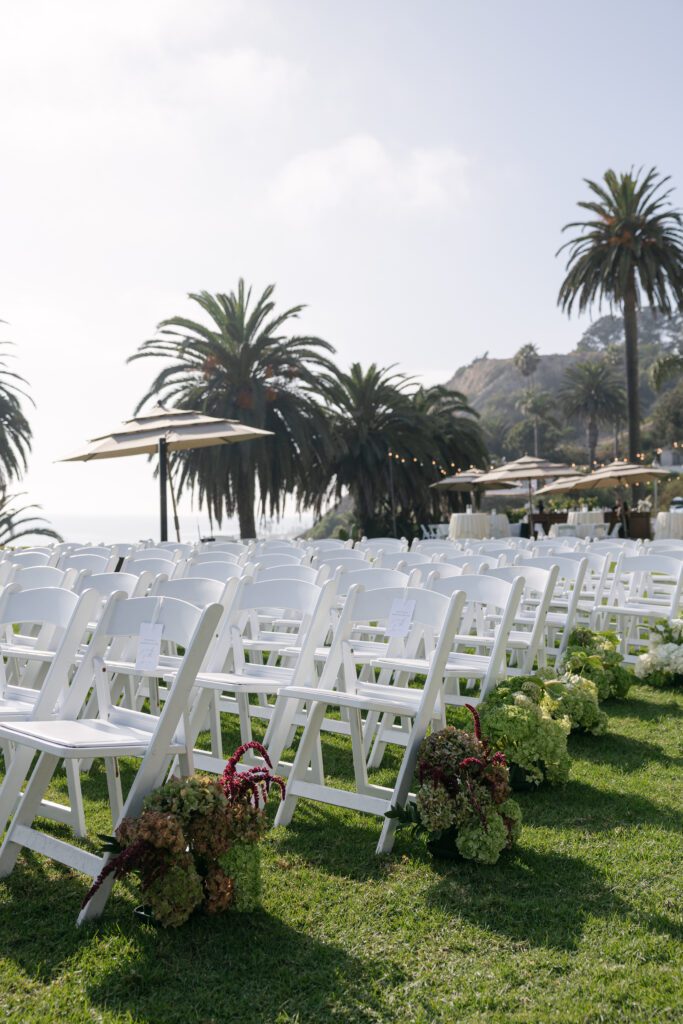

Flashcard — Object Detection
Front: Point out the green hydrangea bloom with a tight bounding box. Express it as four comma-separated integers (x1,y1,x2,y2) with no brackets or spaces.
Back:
145,858,204,928
415,780,456,834
144,775,227,824
542,674,608,735
478,695,571,785
562,628,634,700
455,803,508,865
499,798,523,845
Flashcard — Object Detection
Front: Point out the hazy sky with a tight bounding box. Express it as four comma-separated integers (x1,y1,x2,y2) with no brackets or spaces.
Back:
2,0,683,521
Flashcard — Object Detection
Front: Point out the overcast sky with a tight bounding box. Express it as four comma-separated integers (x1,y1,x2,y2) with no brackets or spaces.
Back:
2,0,683,521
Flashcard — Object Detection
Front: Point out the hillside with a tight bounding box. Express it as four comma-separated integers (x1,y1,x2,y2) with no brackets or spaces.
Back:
445,311,683,463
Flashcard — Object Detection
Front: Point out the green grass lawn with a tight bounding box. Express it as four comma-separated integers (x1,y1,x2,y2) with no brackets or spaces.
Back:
1,684,682,1024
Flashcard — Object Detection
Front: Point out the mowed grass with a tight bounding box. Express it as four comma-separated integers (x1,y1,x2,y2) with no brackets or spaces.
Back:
0,684,682,1024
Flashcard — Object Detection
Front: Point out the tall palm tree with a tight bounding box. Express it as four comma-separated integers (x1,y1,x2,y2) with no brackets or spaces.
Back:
514,389,558,457
320,364,485,536
559,360,626,467
129,281,336,538
0,339,33,488
558,167,683,462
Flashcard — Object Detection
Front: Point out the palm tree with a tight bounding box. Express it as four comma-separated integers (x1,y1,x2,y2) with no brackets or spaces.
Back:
0,493,60,544
650,345,683,391
558,167,683,462
0,339,33,488
559,360,626,467
513,343,540,383
514,389,558,457
129,281,336,538
320,364,485,536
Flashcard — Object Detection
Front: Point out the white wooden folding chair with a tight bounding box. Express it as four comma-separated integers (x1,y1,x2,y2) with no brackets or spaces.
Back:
4,551,51,568
592,554,683,658
0,586,103,837
0,593,222,925
185,577,339,770
121,556,177,576
519,555,589,657
10,565,79,591
255,564,320,584
273,586,466,854
182,560,245,583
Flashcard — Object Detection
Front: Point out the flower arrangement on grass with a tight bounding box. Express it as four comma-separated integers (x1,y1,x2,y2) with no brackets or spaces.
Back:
386,705,522,864
477,678,571,786
635,618,683,688
561,627,633,700
541,674,608,736
82,742,285,927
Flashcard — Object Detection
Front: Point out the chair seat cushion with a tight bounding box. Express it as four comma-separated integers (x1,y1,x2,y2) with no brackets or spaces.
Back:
0,718,183,758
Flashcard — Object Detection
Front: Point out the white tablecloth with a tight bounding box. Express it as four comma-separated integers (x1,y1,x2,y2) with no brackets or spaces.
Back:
654,511,683,539
567,510,605,526
449,513,510,541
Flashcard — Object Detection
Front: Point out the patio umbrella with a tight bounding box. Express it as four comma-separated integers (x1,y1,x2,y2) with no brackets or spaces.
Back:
60,406,273,541
430,467,516,509
570,460,671,490
476,455,579,529
534,474,588,498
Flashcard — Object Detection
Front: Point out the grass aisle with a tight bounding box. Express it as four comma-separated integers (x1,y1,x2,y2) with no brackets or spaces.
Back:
0,684,681,1024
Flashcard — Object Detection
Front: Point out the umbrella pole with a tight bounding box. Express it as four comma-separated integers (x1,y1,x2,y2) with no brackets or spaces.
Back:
159,437,168,542
528,479,534,538
169,466,181,543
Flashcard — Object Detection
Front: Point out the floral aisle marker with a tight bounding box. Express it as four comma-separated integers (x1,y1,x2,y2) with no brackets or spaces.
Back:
561,627,634,700
82,742,285,927
386,706,522,864
635,618,683,688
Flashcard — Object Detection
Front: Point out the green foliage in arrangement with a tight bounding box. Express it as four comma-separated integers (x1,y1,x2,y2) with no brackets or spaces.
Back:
562,627,634,700
387,710,522,865
478,679,571,786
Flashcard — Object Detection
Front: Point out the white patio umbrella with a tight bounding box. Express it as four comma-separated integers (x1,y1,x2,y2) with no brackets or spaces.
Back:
534,475,588,498
60,406,273,541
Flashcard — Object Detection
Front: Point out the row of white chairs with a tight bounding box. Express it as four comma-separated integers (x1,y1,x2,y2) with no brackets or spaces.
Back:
0,532,680,926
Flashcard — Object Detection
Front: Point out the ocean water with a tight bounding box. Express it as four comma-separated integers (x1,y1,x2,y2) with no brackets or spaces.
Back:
46,509,315,545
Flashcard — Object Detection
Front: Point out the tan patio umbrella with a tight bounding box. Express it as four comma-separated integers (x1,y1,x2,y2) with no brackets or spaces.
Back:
430,467,516,509
60,406,273,541
477,455,580,529
570,460,671,489
534,474,588,498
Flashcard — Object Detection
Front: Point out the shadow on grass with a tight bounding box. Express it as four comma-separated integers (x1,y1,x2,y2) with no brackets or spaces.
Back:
0,852,393,1024
603,693,683,721
424,845,683,952
570,730,683,772
84,910,390,1024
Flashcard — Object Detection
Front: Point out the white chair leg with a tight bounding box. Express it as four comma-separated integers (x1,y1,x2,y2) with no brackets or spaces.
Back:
274,701,327,828
0,752,61,878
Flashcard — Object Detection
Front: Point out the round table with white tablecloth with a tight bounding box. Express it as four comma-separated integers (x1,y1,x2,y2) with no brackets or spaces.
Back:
449,512,510,541
567,510,605,526
654,511,683,539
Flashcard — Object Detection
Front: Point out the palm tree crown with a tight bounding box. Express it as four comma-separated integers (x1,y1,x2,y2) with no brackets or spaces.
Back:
0,339,33,488
320,364,485,536
513,343,540,380
129,281,336,538
558,167,683,461
559,360,626,467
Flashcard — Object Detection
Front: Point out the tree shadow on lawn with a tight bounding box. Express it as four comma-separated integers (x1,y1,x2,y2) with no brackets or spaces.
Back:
604,693,683,722
516,777,683,833
424,845,683,952
84,909,392,1024
569,729,683,773
0,853,394,1024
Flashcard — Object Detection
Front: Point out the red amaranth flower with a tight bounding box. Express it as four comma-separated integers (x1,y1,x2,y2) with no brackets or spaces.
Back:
220,741,286,807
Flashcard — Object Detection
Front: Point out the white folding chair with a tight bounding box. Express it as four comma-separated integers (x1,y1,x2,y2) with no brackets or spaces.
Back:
121,556,177,576
592,555,683,658
273,585,466,854
10,565,78,591
4,551,51,568
182,560,245,583
0,593,223,925
0,586,103,837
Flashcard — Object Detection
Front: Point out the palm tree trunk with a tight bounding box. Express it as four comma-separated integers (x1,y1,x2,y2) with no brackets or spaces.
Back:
236,460,256,540
587,416,598,468
533,417,539,457
613,420,620,460
623,274,641,462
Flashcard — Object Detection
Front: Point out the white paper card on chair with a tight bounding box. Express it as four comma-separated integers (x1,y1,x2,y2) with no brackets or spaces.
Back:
135,622,164,672
386,598,416,638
